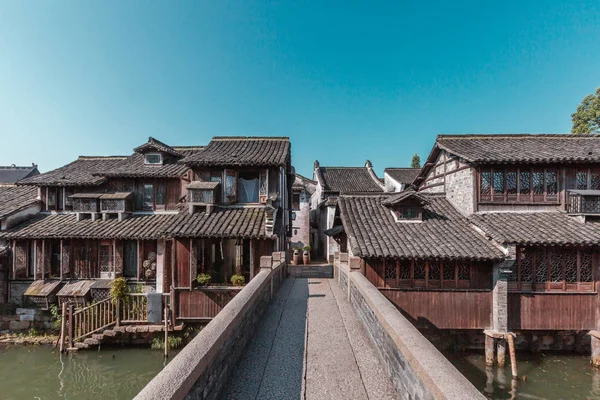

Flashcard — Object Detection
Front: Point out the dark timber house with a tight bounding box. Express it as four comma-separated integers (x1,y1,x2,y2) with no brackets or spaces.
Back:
332,134,600,365
1,137,292,322
311,160,384,261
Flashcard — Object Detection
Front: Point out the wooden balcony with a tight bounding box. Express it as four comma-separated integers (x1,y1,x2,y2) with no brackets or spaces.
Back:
566,190,600,215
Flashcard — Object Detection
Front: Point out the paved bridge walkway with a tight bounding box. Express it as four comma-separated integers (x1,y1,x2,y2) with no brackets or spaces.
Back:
222,277,397,400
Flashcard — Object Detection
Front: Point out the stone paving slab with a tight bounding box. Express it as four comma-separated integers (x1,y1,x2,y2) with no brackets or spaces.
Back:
223,277,397,400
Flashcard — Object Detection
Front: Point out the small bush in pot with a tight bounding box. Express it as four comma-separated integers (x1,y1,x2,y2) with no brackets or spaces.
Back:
231,274,245,286
196,273,212,286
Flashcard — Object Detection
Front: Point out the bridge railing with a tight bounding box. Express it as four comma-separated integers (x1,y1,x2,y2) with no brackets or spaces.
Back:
135,251,287,400
333,252,485,400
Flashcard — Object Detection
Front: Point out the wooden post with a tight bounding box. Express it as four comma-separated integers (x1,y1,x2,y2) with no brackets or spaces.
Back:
68,303,74,349
164,305,169,358
59,302,67,353
249,239,255,282
59,239,64,281
497,339,507,367
507,333,518,379
485,334,495,366
116,297,121,327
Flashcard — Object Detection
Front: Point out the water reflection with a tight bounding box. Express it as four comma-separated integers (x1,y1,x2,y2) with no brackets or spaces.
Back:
447,351,600,400
0,345,177,400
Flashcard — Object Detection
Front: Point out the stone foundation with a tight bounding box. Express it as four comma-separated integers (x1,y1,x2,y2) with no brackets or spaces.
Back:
0,308,53,332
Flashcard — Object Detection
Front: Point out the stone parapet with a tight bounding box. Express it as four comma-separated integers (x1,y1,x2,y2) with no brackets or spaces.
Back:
135,254,286,400
333,262,485,400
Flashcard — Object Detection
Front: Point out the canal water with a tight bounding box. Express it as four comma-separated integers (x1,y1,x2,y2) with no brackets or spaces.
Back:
0,345,179,400
448,351,600,399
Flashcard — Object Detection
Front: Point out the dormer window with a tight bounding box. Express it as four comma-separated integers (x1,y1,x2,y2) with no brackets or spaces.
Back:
394,206,420,220
145,153,163,165
382,190,430,223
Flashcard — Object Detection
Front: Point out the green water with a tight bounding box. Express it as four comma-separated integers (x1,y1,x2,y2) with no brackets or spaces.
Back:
0,346,178,400
448,352,600,400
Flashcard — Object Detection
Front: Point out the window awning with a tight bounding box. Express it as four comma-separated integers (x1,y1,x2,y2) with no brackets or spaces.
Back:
57,280,96,297
24,280,63,297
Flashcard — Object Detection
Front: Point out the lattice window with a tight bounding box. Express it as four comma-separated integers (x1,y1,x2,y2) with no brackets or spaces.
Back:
443,260,455,280
190,190,214,204
593,171,600,190
259,170,268,200
225,170,237,201
429,261,441,280
533,171,544,195
384,259,396,280
550,252,563,282
506,171,517,195
458,261,470,280
480,171,491,197
581,251,593,282
519,171,530,195
100,244,112,273
414,260,426,279
545,170,558,196
519,250,533,283
399,260,411,279
493,171,504,195
14,242,28,278
564,250,578,283
577,171,588,190
534,250,547,283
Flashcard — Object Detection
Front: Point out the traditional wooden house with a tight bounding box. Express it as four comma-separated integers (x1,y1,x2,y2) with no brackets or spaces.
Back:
311,160,384,261
382,168,420,192
334,134,600,365
2,136,292,322
290,173,316,251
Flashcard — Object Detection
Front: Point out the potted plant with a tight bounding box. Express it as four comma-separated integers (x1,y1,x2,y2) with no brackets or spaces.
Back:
196,273,212,287
231,274,245,286
302,246,310,265
292,247,301,265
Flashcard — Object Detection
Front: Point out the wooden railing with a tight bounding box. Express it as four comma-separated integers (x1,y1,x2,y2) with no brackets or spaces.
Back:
567,191,600,214
70,297,117,342
120,293,149,323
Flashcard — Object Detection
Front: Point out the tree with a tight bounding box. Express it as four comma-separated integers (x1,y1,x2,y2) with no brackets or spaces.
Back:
571,87,600,134
411,153,421,169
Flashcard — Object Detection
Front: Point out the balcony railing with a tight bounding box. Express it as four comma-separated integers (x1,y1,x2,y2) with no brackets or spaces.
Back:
567,190,600,215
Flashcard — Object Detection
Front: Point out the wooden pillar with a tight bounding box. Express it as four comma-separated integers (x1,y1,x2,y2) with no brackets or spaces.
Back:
11,241,16,280
497,339,507,367
485,334,496,366
59,239,64,281
189,238,196,289
171,240,176,290
249,239,255,281
137,240,142,280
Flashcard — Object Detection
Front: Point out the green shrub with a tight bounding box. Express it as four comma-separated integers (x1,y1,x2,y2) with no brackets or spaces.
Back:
49,304,62,331
230,274,245,286
110,277,129,304
151,336,183,350
196,273,211,286
303,245,311,251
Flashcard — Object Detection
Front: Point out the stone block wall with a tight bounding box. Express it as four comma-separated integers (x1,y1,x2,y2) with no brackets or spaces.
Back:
135,252,287,400
334,257,485,400
9,281,32,306
0,308,53,332
444,161,475,216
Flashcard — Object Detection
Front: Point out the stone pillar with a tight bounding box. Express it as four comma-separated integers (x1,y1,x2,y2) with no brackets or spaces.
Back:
156,239,165,294
497,339,507,367
590,331,600,367
492,257,514,333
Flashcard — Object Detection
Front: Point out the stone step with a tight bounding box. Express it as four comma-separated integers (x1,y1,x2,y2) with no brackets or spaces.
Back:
73,342,88,349
83,338,99,346
103,330,117,337
92,334,105,341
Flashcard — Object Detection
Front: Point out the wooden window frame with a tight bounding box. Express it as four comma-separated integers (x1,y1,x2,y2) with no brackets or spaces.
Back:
511,246,596,293
381,259,472,289
479,166,561,204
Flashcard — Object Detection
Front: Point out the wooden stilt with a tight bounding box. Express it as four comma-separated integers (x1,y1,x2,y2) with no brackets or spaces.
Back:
485,334,495,366
164,305,169,358
59,302,66,353
497,339,507,367
507,333,518,379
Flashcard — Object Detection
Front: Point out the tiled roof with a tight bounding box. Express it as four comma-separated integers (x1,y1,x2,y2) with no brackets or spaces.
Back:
18,156,127,187
0,185,39,219
98,152,195,179
318,167,384,194
187,181,220,190
183,137,290,167
381,190,430,206
1,207,271,240
134,137,184,158
469,212,600,246
0,165,39,184
436,134,600,164
292,174,316,194
384,168,421,185
338,194,503,260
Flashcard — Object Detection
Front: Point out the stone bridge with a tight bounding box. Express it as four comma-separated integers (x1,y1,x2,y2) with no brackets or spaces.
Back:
135,253,484,400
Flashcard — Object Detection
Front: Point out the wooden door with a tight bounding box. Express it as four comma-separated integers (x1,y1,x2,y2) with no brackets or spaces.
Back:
124,240,138,278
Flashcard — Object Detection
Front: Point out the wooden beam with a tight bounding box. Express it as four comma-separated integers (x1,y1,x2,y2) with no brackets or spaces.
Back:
11,241,16,280
137,240,142,280
249,239,255,281
60,239,64,281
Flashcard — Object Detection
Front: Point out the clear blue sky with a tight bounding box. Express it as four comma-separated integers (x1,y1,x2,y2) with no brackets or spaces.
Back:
1,1,599,177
